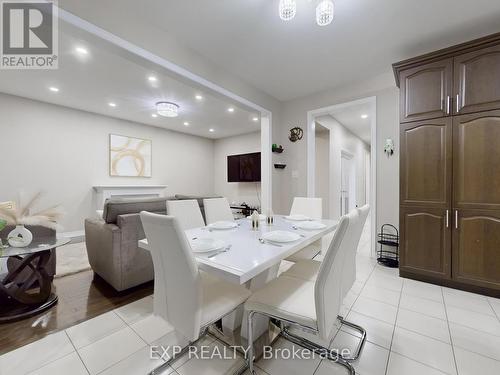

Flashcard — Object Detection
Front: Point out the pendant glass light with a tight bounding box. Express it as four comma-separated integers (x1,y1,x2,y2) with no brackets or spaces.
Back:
316,0,334,26
279,0,297,21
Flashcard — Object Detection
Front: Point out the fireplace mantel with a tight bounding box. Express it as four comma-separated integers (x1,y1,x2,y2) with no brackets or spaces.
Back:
93,185,168,211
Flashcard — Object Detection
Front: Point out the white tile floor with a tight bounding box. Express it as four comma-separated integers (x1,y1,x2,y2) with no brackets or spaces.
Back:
2,219,500,375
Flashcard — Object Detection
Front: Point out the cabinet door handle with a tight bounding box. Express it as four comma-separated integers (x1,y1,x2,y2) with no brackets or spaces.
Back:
446,210,449,228
456,94,461,113
446,96,451,115
455,210,459,229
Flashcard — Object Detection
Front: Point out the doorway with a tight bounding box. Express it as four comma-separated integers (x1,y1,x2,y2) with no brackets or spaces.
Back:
307,96,377,256
341,150,356,215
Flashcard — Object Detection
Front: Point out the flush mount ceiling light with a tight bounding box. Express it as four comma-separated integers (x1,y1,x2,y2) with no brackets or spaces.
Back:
195,94,203,100
227,107,235,113
156,101,179,117
148,75,157,82
279,0,335,26
279,0,297,21
151,113,158,118
108,102,117,107
48,86,59,92
252,117,259,122
361,114,369,119
209,128,215,132
183,121,190,126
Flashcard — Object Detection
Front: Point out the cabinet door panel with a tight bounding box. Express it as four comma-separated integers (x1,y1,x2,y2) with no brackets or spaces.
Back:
401,119,452,207
453,111,500,210
453,210,500,290
400,59,453,123
454,45,500,115
400,207,451,279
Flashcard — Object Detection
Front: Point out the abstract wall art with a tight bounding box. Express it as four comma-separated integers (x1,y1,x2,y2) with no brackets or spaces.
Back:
109,134,152,177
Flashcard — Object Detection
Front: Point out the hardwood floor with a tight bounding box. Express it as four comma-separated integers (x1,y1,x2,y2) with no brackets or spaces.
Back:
0,270,153,355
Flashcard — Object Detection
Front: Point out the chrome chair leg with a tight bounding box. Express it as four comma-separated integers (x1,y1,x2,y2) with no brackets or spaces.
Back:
337,315,366,361
247,311,256,375
281,328,355,374
246,311,355,375
149,337,197,375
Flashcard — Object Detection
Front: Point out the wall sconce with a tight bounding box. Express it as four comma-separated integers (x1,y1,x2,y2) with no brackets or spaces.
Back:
384,138,394,156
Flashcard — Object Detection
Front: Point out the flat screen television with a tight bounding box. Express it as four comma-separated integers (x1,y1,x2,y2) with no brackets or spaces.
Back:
227,152,261,182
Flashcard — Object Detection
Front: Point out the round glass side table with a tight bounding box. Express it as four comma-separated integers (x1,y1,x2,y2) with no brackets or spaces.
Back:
0,237,70,323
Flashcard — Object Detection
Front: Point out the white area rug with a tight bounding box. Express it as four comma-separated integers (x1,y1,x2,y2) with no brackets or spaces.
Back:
55,241,91,278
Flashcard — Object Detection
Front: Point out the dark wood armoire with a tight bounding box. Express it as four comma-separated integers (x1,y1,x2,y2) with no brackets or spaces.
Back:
393,33,500,297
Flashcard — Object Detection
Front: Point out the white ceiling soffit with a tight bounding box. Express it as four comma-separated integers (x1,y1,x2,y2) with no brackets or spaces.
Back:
0,20,261,139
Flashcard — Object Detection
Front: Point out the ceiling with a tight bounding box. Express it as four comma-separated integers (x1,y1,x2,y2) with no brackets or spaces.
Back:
62,0,500,101
0,23,260,139
330,102,372,144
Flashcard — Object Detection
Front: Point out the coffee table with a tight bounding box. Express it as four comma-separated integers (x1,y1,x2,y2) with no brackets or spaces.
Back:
0,237,70,323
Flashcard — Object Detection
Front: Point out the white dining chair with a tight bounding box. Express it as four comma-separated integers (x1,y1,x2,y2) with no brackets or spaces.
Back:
245,210,361,374
140,212,251,375
342,205,370,299
203,197,234,224
285,197,323,262
167,199,205,230
281,206,370,361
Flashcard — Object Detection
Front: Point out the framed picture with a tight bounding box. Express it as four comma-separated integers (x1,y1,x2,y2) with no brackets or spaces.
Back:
109,134,152,177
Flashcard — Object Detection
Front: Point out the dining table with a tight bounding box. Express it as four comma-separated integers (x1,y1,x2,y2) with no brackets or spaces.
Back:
138,215,338,340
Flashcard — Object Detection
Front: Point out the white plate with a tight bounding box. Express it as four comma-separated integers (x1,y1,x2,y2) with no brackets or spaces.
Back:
295,221,327,230
190,238,226,253
262,230,301,243
208,221,238,230
284,214,311,221
246,214,266,221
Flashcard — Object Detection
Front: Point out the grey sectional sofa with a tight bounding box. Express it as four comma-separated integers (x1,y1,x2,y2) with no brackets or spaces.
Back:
84,195,219,291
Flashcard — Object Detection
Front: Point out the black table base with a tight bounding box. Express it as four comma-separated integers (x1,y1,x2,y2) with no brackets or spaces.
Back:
0,250,58,323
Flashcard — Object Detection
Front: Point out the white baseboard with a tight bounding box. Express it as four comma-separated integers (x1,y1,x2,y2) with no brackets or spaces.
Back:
58,230,85,243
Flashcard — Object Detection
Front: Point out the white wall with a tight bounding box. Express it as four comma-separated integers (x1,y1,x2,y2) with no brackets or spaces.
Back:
274,72,400,234
213,132,261,207
315,116,370,220
0,93,215,232
315,129,330,218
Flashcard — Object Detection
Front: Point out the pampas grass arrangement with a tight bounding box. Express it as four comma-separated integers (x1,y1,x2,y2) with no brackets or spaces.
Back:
0,192,64,231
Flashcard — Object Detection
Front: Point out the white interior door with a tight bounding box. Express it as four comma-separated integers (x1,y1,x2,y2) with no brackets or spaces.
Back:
341,152,356,215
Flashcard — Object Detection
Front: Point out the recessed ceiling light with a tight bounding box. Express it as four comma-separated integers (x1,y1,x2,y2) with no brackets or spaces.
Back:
148,75,157,82
195,94,203,100
183,121,190,126
252,117,259,122
75,47,88,55
361,114,368,119
156,101,179,117
227,107,235,113
209,128,215,132
151,113,158,118
108,102,117,107
49,87,59,92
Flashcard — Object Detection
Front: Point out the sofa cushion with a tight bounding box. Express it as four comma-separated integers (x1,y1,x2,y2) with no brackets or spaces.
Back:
103,197,174,224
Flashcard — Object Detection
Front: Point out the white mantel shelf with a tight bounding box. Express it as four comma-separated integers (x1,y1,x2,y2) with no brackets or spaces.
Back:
93,185,167,192
93,185,168,212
